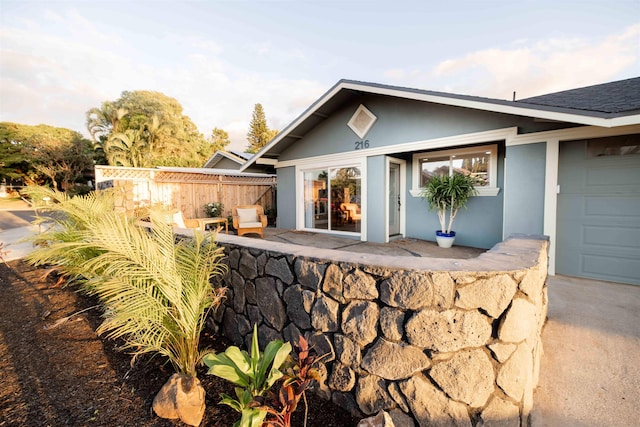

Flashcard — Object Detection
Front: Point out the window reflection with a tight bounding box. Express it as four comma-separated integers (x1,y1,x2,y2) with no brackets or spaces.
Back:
420,152,490,187
303,166,361,233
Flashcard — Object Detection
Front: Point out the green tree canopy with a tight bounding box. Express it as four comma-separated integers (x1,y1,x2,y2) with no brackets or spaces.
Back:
210,127,231,154
86,91,209,167
246,103,278,154
0,122,94,190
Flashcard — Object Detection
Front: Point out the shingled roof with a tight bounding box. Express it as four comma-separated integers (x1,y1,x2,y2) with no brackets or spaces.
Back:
241,78,640,171
518,77,640,115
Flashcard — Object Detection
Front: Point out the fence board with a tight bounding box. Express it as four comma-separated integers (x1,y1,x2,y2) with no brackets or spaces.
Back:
95,166,276,219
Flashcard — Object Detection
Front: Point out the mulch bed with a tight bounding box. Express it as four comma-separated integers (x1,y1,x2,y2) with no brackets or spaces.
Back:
0,260,360,427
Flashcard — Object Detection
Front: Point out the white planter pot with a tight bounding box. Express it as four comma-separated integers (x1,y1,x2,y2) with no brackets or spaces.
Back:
435,231,456,248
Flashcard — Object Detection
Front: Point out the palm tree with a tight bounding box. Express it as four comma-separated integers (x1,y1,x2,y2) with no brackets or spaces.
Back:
86,104,128,143
25,186,228,377
104,129,145,167
87,105,128,165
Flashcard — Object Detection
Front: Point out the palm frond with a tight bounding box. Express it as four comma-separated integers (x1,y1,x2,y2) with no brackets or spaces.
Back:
23,186,228,377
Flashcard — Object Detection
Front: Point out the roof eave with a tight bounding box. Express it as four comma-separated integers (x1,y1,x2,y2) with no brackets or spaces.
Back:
240,80,640,170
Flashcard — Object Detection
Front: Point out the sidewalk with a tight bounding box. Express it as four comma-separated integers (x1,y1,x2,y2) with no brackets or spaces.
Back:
0,224,40,261
0,200,39,262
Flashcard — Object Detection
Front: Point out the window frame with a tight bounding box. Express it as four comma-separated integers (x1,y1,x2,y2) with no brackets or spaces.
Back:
410,144,500,197
296,158,367,239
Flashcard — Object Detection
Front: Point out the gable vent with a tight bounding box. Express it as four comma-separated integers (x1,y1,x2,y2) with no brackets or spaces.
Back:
348,104,377,139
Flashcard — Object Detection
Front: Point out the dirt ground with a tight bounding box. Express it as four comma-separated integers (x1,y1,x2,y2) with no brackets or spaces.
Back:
0,260,359,427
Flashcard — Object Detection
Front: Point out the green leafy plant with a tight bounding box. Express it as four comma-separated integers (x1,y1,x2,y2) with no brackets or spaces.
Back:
421,173,478,234
204,325,292,427
23,186,118,283
204,201,224,218
24,185,228,377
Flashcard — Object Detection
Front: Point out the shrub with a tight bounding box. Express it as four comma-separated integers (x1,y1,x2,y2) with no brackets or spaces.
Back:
204,201,224,217
205,327,324,427
24,185,228,377
204,325,292,427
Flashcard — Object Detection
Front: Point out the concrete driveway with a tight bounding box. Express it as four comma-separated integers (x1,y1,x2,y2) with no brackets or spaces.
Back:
532,275,640,426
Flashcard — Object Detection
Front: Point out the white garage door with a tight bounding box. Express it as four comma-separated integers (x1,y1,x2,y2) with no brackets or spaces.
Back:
557,135,640,285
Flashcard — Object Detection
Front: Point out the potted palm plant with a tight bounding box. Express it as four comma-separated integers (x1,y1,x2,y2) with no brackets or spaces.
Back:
421,173,478,248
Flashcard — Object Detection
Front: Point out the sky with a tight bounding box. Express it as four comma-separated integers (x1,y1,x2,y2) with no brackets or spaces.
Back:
1,0,639,153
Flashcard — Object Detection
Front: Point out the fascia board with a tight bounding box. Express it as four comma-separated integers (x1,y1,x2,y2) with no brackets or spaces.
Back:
240,82,347,172
338,81,636,128
507,124,640,146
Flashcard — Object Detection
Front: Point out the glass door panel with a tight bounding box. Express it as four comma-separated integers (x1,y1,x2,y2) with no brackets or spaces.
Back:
303,170,328,230
331,167,361,233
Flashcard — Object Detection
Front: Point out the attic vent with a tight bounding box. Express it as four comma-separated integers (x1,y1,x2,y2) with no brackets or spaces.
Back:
348,104,377,139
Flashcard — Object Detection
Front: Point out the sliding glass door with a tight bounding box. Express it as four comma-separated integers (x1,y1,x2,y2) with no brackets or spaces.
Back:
303,166,362,233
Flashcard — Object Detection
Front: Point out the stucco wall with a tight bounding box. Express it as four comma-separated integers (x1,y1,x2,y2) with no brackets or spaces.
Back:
209,233,549,427
366,155,386,242
276,166,296,229
503,143,546,237
278,94,567,162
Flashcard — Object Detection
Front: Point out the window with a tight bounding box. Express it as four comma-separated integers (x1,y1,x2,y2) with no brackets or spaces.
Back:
586,135,640,157
302,166,362,233
411,144,499,196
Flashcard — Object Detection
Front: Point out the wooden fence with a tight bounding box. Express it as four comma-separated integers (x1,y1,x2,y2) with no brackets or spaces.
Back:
95,166,277,220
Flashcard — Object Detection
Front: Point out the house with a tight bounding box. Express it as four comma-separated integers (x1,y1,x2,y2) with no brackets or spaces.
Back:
241,78,640,285
203,150,250,170
203,150,276,174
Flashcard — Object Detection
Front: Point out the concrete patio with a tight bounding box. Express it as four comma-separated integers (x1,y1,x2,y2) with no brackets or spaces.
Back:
260,226,486,259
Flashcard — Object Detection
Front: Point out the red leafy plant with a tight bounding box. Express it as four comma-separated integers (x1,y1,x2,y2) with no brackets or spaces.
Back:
261,334,326,427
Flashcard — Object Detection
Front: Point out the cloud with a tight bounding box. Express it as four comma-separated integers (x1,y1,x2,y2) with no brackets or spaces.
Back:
386,23,640,99
0,7,325,152
3,5,637,159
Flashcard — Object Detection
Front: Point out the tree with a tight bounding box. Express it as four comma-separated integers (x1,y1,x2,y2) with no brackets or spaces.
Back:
210,127,231,153
0,122,94,190
86,103,128,165
86,91,208,167
104,129,145,167
24,186,228,425
246,103,278,154
0,123,30,183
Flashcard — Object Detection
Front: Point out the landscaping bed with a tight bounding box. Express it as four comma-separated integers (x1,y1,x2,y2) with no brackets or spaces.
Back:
0,260,359,427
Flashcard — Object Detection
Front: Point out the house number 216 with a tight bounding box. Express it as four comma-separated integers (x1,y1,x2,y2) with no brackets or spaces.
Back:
354,140,370,150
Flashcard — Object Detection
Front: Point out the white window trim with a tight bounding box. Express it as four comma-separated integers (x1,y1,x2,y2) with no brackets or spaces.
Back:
295,158,367,241
385,157,407,242
410,144,500,197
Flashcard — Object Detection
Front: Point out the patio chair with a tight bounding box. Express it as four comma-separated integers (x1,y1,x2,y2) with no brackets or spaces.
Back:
232,205,268,238
340,203,361,223
168,211,200,229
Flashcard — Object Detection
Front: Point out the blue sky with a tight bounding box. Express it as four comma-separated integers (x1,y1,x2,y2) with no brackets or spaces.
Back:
1,0,638,152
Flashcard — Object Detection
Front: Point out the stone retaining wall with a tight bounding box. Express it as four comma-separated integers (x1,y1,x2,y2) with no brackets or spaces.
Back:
206,233,548,427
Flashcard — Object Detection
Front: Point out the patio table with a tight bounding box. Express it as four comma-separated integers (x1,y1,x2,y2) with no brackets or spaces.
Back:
195,217,228,233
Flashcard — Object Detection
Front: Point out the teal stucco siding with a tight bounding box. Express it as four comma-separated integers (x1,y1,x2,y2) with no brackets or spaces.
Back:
276,166,296,229
503,143,546,237
366,155,386,243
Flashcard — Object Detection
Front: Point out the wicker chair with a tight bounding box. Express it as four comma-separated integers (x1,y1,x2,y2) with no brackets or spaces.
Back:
232,205,268,238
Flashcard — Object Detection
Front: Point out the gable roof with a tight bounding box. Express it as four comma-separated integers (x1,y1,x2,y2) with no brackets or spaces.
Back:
203,150,248,168
229,150,253,161
241,78,640,171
